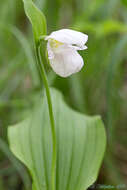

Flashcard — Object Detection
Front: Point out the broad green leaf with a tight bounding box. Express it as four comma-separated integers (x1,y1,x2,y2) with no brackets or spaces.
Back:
22,0,47,42
8,88,106,190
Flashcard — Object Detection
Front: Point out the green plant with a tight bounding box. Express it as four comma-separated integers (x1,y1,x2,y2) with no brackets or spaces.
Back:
7,1,106,190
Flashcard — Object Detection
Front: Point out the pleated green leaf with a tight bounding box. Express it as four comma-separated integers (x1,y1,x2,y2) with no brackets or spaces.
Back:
22,0,47,42
8,88,106,190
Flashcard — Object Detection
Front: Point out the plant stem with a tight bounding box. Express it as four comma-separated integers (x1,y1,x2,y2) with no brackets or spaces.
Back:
35,44,56,190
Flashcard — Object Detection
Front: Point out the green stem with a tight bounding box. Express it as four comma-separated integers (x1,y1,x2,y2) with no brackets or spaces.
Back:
35,43,56,190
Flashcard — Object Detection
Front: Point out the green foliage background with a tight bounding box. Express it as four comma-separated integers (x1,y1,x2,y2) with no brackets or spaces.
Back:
0,0,127,189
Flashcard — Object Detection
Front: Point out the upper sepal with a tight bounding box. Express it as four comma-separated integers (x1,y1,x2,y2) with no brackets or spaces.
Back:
22,0,47,42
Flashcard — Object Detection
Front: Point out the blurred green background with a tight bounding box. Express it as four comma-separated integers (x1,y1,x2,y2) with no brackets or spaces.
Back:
0,0,127,189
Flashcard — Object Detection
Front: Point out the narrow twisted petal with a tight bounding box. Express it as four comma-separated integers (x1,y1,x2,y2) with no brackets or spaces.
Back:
45,29,88,48
49,48,84,77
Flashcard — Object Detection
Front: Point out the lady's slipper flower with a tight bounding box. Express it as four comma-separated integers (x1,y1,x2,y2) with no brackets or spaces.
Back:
45,29,88,77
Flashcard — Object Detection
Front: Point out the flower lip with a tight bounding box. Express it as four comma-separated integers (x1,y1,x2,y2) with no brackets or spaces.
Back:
48,48,84,77
45,29,88,48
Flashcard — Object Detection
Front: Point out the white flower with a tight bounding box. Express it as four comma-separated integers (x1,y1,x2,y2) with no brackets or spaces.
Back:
45,29,88,77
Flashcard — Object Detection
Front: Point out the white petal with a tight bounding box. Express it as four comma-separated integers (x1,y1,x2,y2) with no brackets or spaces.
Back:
45,29,88,48
49,48,84,77
47,41,54,59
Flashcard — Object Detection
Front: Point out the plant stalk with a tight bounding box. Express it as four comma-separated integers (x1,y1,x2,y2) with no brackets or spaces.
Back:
35,43,56,190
